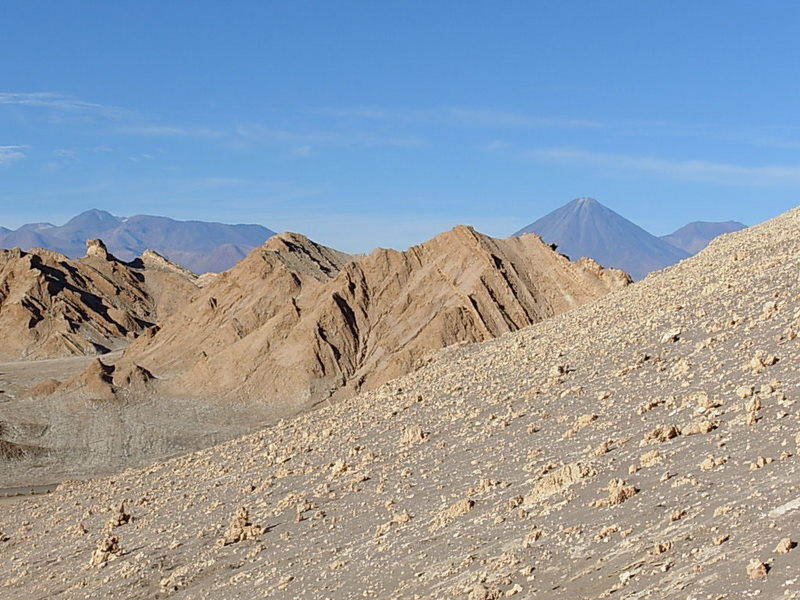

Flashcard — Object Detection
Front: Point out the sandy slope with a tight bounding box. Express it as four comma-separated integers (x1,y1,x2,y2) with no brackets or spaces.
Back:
1,209,799,599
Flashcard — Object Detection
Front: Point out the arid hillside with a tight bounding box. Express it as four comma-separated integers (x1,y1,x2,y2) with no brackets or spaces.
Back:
0,240,199,360
1,207,797,599
118,226,629,412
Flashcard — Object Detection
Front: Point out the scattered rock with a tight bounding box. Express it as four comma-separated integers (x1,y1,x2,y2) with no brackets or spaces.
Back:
773,538,796,554
108,501,132,528
639,450,662,468
746,558,769,580
217,507,262,546
660,328,682,343
374,511,413,537
591,479,638,508
430,498,475,532
400,424,428,445
89,535,123,567
524,461,595,506
681,419,717,436
640,425,680,446
746,396,762,425
749,353,778,374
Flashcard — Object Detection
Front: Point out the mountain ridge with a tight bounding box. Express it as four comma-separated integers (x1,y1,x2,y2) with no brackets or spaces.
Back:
111,224,629,414
0,239,200,360
661,219,747,254
514,197,690,280
0,209,276,273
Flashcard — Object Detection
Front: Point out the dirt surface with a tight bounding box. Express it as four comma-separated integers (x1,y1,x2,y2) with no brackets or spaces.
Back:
1,209,799,599
0,351,275,489
0,484,57,506
0,353,118,400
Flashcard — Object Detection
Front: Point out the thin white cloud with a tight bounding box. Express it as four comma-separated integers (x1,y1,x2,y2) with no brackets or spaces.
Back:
526,147,800,187
0,92,127,117
316,106,605,129
194,176,251,187
323,107,800,152
0,145,26,165
316,107,424,121
116,124,225,137
53,148,77,159
234,124,422,148
751,136,800,150
447,108,604,129
613,120,800,150
483,140,510,151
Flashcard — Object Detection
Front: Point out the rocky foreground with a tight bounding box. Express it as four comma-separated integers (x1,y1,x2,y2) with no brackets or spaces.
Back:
1,209,799,599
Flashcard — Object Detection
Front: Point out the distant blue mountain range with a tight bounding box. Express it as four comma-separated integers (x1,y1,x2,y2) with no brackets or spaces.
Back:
514,197,745,280
0,209,276,273
659,220,746,255
2,202,745,279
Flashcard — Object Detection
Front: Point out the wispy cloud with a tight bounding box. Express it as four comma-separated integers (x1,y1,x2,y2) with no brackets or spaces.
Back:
751,136,800,150
2,92,232,142
526,147,800,187
613,120,800,150
447,108,604,129
0,145,26,165
0,92,127,118
53,148,77,159
317,106,606,130
482,140,510,151
116,124,225,137
322,106,800,153
234,124,422,148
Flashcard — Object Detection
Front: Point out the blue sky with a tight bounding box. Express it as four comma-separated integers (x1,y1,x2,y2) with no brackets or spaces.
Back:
2,1,800,252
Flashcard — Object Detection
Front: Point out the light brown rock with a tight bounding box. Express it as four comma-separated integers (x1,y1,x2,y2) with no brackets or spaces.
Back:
217,507,262,546
746,558,769,580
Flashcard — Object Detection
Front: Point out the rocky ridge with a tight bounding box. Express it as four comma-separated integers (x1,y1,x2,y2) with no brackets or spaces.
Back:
116,226,629,414
0,240,199,360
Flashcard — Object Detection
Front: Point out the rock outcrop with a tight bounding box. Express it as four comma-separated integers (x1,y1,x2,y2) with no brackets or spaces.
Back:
118,226,629,411
0,240,200,359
